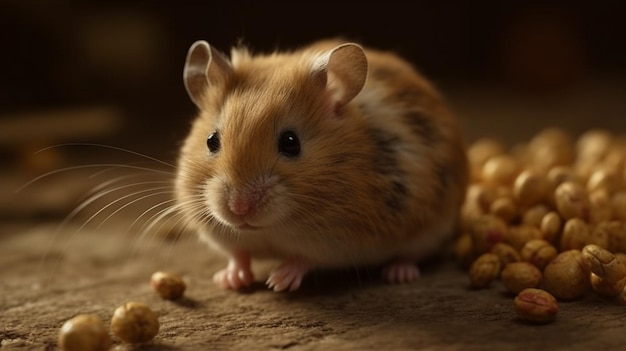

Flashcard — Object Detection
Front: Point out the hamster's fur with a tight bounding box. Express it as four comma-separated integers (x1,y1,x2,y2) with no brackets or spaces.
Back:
175,39,468,291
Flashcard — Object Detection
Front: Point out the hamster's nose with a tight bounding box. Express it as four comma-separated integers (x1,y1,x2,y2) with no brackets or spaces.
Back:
228,191,259,217
230,196,251,217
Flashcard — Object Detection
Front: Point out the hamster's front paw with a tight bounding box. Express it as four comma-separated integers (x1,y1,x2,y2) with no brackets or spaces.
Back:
213,252,254,290
382,259,421,284
266,257,310,292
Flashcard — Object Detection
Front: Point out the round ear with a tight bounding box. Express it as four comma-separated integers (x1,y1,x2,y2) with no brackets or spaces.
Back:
312,43,368,108
183,41,233,108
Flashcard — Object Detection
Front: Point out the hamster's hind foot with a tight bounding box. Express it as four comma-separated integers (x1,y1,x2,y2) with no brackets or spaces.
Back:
382,259,421,284
266,257,310,292
213,252,254,290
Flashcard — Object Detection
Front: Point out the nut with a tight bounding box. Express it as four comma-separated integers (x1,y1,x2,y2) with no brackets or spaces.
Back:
501,262,542,294
489,197,518,223
468,138,506,181
454,233,475,267
560,218,591,251
490,242,521,266
521,204,550,228
587,168,624,194
481,155,519,186
525,127,575,173
513,170,550,208
542,250,590,300
590,273,626,297
504,225,542,251
547,165,580,189
468,138,505,165
111,302,159,344
554,181,590,221
581,245,626,283
58,314,111,351
513,288,558,324
469,253,502,289
588,189,613,224
602,221,626,253
539,211,562,245
470,214,508,255
612,192,626,221
520,239,558,270
576,129,613,165
151,271,186,300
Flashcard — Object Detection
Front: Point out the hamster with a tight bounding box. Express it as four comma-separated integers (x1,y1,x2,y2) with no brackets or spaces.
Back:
175,38,468,292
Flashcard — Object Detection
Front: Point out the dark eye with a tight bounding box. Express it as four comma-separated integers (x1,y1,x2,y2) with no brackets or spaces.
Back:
207,131,221,153
278,130,301,157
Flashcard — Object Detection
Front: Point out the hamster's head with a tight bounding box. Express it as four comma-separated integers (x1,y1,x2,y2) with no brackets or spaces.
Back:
175,41,369,234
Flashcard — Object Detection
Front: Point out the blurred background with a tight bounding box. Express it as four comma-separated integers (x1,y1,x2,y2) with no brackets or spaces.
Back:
1,0,625,222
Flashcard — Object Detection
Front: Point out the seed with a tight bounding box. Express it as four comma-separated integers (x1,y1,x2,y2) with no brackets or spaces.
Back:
513,170,550,209
554,181,590,221
111,302,159,344
470,214,508,255
587,169,624,194
560,218,591,251
489,197,518,223
482,155,519,186
576,129,613,164
58,314,111,351
520,239,558,270
468,138,506,167
612,192,626,221
581,245,626,283
601,221,626,253
590,273,626,297
521,204,550,228
588,189,613,224
514,288,558,324
539,211,562,245
454,233,475,268
468,138,506,181
501,262,542,294
469,253,501,289
526,127,575,172
505,225,542,251
542,250,590,300
151,271,186,300
490,242,521,266
547,165,580,189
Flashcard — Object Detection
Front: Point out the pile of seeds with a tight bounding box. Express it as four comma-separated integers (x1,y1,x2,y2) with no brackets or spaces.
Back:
456,127,626,323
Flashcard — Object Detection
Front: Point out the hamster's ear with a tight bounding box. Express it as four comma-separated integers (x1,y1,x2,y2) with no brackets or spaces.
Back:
183,40,233,107
312,43,368,109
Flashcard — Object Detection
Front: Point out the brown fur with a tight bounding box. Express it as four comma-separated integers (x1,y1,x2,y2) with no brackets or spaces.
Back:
175,39,468,270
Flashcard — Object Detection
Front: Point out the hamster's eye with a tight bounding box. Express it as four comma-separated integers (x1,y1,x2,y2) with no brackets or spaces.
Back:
278,131,301,157
207,131,221,153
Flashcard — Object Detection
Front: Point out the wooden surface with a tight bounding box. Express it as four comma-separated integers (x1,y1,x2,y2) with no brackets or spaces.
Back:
2,220,626,351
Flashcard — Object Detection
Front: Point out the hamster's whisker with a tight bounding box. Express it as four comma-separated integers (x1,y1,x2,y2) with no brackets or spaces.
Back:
86,164,174,181
131,195,205,243
15,164,174,194
93,188,176,231
34,143,176,169
74,187,174,240
126,197,207,259
125,199,181,260
128,198,180,238
39,180,167,272
73,181,172,226
82,173,168,198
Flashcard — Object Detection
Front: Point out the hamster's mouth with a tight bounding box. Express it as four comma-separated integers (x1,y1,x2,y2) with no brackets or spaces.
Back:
236,222,262,231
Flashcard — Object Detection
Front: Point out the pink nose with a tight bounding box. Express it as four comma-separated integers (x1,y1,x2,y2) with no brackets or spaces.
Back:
229,193,255,217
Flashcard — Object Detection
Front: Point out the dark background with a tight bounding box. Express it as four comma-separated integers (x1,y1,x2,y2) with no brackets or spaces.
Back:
1,1,625,163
